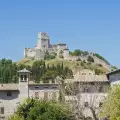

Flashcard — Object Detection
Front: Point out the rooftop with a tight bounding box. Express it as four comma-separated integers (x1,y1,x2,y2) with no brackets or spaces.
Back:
0,84,19,91
17,68,31,73
106,69,120,76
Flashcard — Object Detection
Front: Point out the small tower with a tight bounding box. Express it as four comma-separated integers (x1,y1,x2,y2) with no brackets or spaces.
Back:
18,68,31,83
18,68,31,101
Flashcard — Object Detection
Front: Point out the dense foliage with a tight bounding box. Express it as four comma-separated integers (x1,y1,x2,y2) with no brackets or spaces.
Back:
0,59,19,83
100,85,120,120
31,60,73,83
0,59,73,83
9,98,73,120
70,49,89,56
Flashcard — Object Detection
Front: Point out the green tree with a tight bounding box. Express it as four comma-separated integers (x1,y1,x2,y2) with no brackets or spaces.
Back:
9,99,73,120
100,85,120,120
87,56,94,63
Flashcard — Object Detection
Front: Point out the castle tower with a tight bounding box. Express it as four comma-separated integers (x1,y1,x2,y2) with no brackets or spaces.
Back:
36,32,50,51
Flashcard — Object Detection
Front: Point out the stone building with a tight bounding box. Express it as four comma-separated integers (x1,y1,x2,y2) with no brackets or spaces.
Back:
107,69,120,85
65,69,109,119
0,68,59,120
24,32,69,60
0,68,110,120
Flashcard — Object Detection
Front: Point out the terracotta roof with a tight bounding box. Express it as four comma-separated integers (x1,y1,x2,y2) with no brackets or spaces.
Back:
18,68,31,73
0,84,19,91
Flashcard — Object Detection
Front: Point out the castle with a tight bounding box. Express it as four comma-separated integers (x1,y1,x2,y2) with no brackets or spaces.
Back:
24,32,69,60
24,32,111,70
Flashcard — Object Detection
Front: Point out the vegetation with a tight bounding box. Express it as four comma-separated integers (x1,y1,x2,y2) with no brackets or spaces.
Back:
0,59,73,83
9,98,73,120
70,49,89,56
44,51,57,60
100,85,120,120
93,53,110,65
87,56,94,63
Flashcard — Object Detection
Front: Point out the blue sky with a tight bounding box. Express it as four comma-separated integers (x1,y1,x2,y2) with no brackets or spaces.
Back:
0,0,120,67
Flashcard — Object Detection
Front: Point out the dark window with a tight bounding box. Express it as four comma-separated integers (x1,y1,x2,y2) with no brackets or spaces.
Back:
83,88,89,92
24,75,27,81
21,75,23,80
52,86,57,89
98,86,103,92
84,102,89,107
35,86,39,89
0,107,4,114
99,102,103,107
7,91,12,96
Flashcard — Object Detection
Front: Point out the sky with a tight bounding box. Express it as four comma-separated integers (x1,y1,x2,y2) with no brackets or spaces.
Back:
0,0,120,67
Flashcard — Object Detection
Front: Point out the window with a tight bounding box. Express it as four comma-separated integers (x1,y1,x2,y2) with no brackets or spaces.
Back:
98,86,103,92
52,86,57,89
35,92,39,99
82,73,86,75
24,75,27,81
44,86,49,89
0,107,4,114
7,91,12,96
83,88,89,92
21,75,23,80
99,102,103,107
84,102,89,107
52,92,57,101
44,92,48,100
35,86,39,89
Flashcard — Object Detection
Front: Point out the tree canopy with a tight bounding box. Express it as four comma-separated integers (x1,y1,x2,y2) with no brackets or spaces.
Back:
100,85,120,120
0,59,73,83
9,98,74,120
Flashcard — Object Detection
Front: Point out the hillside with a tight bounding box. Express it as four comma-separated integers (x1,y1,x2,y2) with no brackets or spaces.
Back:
17,58,110,75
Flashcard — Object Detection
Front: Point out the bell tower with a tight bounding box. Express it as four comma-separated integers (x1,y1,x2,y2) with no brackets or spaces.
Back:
18,68,31,101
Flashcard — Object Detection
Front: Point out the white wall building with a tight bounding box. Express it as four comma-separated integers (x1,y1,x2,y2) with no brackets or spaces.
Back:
0,69,59,120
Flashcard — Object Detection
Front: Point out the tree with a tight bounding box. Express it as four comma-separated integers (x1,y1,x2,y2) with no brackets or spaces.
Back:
100,85,120,120
87,56,94,63
9,98,74,120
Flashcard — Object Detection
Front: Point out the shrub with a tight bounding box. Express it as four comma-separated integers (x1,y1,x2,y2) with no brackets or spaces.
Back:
87,56,94,63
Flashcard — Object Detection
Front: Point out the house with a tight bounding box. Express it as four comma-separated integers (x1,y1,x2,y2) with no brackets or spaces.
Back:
107,69,120,85
65,69,110,119
0,68,59,119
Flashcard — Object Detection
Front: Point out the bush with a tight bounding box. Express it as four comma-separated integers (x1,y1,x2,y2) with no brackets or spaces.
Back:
9,99,73,120
87,56,94,63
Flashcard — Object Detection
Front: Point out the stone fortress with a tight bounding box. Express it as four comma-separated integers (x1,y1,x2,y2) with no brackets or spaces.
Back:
24,32,111,70
24,32,69,60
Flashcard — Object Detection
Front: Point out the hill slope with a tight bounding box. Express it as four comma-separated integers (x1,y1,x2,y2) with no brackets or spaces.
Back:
17,58,110,75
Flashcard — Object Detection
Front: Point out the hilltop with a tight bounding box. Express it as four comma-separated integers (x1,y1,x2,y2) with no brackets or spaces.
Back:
17,57,112,75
